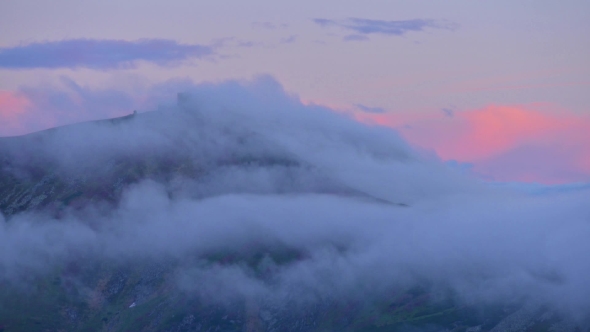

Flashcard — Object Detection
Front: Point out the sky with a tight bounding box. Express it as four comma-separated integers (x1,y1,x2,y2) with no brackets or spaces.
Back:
0,0,589,184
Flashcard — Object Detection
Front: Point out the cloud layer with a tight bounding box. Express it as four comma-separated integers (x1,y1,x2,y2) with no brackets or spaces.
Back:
0,77,589,323
0,39,214,70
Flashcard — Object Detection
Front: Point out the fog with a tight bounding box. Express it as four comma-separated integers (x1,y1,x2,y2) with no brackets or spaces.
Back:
0,76,589,322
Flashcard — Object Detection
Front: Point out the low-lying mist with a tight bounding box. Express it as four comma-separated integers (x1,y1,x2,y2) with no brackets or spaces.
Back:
0,76,589,322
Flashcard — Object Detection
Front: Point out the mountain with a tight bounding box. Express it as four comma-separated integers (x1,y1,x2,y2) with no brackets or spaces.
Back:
0,90,587,332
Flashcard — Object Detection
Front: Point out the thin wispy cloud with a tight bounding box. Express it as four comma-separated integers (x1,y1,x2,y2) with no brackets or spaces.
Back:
312,18,334,27
210,37,264,49
236,40,264,48
0,39,214,70
313,18,457,37
252,22,289,30
280,35,298,44
343,34,370,42
355,103,386,114
442,107,455,117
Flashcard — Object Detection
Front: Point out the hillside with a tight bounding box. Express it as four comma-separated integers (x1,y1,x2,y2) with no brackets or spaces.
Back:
0,91,587,332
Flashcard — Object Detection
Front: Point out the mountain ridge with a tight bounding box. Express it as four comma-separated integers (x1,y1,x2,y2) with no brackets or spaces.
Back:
0,90,587,331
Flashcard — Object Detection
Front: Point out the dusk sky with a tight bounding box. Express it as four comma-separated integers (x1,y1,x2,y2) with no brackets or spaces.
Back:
1,0,589,184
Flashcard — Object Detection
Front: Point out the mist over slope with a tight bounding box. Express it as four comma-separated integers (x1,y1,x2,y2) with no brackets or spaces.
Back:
0,76,589,331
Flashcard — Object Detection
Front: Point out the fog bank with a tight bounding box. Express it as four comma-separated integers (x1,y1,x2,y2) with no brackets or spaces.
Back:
1,76,588,322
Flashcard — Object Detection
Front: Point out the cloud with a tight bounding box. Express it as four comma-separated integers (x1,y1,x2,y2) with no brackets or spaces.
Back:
312,18,334,27
313,18,457,36
442,107,454,117
211,37,266,49
361,104,590,183
0,76,200,136
252,22,289,30
492,181,590,196
280,35,297,44
473,138,590,184
445,159,474,176
343,34,370,42
0,77,589,323
0,78,135,135
0,39,214,70
354,103,386,114
0,91,32,135
0,91,29,119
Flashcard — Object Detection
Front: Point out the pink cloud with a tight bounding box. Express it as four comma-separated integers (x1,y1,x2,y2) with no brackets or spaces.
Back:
447,105,570,160
0,91,31,136
0,79,144,137
355,104,590,184
0,91,29,117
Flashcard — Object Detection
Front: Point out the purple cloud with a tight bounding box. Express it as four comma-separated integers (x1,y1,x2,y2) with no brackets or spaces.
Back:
442,108,455,117
280,35,298,44
343,34,370,42
313,18,457,37
312,18,335,27
252,22,289,30
355,103,386,114
0,39,214,70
